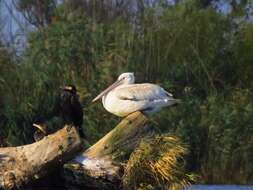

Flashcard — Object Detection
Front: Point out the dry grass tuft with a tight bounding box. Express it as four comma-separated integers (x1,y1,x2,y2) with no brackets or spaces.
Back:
123,135,195,190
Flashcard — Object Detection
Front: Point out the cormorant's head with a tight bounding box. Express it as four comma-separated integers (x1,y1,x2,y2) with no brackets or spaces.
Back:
61,85,77,94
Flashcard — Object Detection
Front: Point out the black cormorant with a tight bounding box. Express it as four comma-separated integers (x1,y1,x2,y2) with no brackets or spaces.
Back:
33,85,85,141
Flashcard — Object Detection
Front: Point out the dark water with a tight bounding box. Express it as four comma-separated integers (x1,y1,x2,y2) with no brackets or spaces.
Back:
190,185,253,190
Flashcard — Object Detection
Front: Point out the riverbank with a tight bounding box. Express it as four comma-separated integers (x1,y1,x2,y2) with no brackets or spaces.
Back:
191,185,253,190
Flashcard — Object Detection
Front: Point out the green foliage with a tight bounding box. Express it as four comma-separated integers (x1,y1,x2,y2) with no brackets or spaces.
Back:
1,14,123,145
234,23,253,87
200,91,253,184
154,90,253,183
15,0,57,27
133,3,237,95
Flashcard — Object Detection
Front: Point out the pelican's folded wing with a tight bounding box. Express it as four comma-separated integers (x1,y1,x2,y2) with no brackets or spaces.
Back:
115,83,173,101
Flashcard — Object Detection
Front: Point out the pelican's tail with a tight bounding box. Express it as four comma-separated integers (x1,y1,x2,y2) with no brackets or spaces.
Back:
173,99,181,104
164,98,181,106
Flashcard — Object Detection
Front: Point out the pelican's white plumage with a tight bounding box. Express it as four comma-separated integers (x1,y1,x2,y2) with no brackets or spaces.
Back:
93,73,179,117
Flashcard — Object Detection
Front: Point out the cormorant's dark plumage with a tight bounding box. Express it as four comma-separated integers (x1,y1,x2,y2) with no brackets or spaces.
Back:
58,85,85,138
33,85,85,141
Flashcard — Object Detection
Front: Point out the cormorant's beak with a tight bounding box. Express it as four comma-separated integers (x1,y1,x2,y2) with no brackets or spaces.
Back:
33,123,46,134
92,78,124,103
60,86,73,91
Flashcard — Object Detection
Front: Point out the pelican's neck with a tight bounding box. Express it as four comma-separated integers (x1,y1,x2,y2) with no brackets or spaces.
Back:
101,82,124,108
101,79,134,107
102,95,107,107
101,90,114,109
123,80,135,85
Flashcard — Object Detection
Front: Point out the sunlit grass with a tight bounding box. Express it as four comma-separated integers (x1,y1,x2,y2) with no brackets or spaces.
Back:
123,135,196,190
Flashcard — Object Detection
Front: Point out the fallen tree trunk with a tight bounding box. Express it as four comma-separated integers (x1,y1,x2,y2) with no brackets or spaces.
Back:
0,125,82,190
63,111,156,190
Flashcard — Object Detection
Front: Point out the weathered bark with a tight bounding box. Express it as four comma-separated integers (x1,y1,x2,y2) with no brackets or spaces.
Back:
63,111,156,190
0,125,82,190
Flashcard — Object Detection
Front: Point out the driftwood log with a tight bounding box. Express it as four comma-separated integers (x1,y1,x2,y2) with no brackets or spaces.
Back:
0,112,156,189
0,125,82,190
63,111,156,189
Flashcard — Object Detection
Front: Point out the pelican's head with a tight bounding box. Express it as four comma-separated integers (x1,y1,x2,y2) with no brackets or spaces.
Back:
117,72,135,84
92,72,135,103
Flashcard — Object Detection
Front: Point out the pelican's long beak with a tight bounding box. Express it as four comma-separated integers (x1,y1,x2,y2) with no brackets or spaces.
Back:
92,78,124,103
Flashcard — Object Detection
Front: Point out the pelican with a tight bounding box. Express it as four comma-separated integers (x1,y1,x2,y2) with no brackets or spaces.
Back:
92,72,179,117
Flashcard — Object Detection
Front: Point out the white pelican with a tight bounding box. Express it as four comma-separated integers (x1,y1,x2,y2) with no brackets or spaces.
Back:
92,73,179,117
